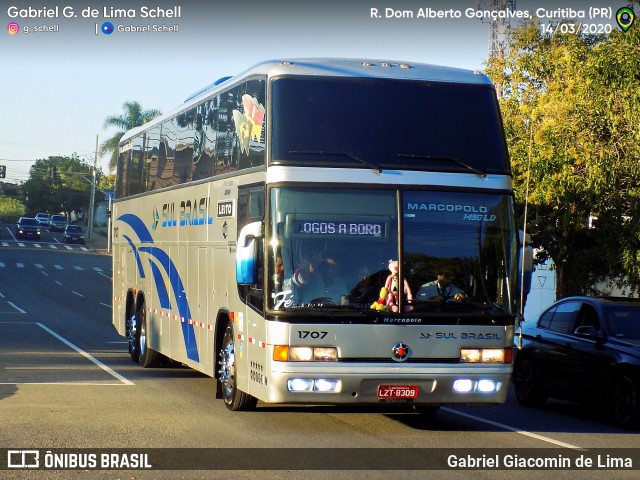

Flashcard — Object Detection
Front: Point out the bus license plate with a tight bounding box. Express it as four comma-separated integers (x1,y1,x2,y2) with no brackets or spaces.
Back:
377,385,419,400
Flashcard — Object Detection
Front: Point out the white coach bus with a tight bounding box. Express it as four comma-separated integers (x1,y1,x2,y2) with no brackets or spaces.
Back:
112,58,527,412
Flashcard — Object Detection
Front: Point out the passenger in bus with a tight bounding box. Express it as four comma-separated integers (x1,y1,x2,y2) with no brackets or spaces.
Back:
292,255,349,306
416,270,466,302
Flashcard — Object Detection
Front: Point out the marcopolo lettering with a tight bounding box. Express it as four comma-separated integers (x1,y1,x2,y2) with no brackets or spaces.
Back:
407,203,488,213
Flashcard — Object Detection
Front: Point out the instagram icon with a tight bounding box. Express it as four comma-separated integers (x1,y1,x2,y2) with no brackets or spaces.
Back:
7,22,20,35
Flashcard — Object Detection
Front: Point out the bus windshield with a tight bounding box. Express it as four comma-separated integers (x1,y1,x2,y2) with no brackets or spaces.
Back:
267,187,516,314
271,76,509,174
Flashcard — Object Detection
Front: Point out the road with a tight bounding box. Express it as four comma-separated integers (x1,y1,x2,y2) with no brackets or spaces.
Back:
0,232,638,479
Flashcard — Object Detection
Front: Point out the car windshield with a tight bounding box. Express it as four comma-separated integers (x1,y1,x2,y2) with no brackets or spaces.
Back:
20,218,38,225
67,226,82,233
604,305,640,340
52,215,66,221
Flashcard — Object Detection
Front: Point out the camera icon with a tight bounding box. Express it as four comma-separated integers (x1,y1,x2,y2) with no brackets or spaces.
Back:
7,22,20,35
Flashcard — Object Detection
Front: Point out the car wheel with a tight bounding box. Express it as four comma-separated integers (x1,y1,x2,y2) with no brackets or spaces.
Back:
217,322,257,411
513,358,547,407
611,375,640,429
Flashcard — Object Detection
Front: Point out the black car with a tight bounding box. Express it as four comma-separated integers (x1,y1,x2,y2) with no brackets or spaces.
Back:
63,224,85,244
513,296,640,428
16,217,42,240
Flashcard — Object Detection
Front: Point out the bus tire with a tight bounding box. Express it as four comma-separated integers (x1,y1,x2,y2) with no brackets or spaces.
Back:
137,300,161,368
218,322,257,411
126,301,139,363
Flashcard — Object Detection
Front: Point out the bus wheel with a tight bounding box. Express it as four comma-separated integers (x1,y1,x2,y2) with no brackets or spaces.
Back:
217,322,257,411
126,303,139,363
137,301,160,368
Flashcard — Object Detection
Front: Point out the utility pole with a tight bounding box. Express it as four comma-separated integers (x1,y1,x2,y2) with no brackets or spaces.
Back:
88,135,98,239
476,0,516,98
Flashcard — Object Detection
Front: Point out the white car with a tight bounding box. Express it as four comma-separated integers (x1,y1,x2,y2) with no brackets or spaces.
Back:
35,213,50,226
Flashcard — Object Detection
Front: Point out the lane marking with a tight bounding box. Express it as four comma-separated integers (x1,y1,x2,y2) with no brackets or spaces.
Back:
36,323,134,386
7,302,27,314
100,303,111,308
442,408,584,450
72,291,84,297
0,382,131,386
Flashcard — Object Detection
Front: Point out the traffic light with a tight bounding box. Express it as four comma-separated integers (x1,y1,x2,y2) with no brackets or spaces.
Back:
0,165,5,178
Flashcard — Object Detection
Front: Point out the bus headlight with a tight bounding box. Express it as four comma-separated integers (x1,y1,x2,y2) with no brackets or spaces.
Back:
460,348,512,363
273,346,338,362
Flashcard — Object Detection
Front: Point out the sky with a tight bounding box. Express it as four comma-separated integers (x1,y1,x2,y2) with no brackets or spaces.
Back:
0,0,627,183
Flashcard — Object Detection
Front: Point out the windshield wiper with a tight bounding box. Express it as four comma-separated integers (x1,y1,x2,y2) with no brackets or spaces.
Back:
397,154,486,178
290,150,383,174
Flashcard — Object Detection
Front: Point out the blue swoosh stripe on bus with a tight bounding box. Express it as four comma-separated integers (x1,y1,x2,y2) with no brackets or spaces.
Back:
117,214,155,243
139,246,199,362
149,259,171,310
122,234,146,279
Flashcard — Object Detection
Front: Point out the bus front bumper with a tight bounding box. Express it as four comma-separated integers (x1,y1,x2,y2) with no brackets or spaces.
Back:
262,363,512,405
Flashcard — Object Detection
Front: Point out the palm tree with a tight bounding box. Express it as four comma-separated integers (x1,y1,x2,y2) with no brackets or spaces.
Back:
100,101,161,171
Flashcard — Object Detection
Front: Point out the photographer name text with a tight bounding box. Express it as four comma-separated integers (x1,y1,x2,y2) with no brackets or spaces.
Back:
7,5,181,19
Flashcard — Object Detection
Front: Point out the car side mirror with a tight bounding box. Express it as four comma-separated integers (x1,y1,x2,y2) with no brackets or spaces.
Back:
574,325,600,338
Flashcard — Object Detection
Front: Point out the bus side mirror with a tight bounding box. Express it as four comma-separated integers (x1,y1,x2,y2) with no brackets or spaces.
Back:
236,221,262,285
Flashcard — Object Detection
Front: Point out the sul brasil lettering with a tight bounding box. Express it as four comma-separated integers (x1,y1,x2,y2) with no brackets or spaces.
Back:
161,197,214,228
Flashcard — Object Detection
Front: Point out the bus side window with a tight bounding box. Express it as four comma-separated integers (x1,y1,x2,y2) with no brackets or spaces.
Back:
238,184,265,312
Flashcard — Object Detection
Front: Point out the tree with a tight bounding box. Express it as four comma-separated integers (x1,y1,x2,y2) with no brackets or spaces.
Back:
485,20,640,298
100,101,161,172
21,155,97,217
0,196,25,223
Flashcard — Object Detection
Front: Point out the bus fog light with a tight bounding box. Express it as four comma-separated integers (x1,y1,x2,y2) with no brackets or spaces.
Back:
314,379,339,392
453,379,474,393
478,379,498,392
288,378,313,392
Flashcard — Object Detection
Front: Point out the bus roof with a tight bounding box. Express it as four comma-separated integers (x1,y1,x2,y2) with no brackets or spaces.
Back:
119,58,493,146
